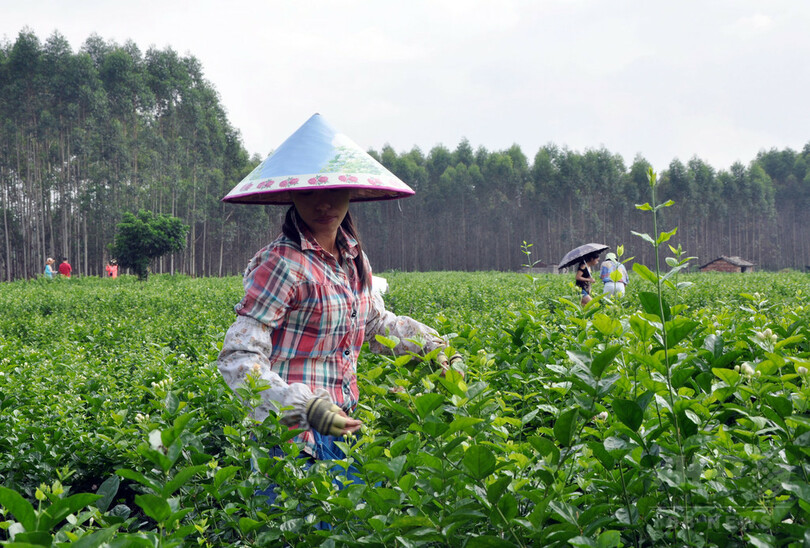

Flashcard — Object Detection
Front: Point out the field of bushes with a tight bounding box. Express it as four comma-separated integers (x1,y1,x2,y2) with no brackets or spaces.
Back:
0,268,809,546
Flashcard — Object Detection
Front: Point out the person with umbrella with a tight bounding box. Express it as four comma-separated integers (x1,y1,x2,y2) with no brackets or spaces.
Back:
576,252,601,306
217,114,462,484
558,243,607,306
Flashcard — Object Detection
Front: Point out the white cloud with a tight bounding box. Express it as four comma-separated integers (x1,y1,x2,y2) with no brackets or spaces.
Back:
3,0,810,170
724,13,776,38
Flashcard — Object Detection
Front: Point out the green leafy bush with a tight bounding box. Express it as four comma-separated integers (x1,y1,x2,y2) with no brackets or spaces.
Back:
0,266,808,546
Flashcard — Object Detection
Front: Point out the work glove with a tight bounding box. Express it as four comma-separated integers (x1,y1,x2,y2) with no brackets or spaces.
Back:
305,396,349,436
437,351,466,377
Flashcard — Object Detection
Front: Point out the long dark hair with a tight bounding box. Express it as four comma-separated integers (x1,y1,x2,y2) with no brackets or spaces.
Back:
282,206,369,291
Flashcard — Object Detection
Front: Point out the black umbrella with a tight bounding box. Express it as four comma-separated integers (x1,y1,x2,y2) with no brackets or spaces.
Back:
558,243,608,270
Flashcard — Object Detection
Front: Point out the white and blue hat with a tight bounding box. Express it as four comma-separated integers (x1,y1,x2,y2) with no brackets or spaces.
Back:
222,113,415,205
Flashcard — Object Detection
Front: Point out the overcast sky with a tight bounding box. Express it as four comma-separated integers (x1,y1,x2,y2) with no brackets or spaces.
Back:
4,0,809,171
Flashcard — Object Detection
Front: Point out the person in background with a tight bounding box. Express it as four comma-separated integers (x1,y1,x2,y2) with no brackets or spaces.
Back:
600,252,629,296
58,257,72,278
217,114,463,491
106,259,118,279
44,257,55,279
575,252,600,306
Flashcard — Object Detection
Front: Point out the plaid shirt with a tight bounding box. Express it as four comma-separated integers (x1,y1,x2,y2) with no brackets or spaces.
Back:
218,225,444,458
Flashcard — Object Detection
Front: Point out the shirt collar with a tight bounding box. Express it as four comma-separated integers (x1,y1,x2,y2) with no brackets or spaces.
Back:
296,223,359,261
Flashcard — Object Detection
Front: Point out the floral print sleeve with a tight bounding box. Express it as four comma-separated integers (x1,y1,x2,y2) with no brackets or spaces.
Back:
365,290,447,355
218,315,328,428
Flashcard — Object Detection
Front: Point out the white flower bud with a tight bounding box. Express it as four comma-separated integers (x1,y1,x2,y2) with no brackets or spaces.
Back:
797,366,808,375
734,365,740,372
741,363,755,377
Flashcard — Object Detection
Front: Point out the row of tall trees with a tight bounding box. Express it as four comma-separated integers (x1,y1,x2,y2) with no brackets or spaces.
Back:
0,30,267,281
1,29,808,281
358,142,809,272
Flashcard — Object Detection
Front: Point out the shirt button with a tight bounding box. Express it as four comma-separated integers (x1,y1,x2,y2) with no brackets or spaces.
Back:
351,310,357,318
344,349,350,356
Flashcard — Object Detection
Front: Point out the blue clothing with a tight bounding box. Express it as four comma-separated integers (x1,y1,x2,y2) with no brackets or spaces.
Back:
600,259,628,284
601,259,629,297
44,265,54,279
256,431,364,530
257,431,362,506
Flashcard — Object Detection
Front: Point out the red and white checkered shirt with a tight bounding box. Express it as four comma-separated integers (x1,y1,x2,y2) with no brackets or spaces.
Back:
218,225,444,457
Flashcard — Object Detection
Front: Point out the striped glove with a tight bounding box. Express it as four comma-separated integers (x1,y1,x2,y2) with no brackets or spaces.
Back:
437,351,466,377
305,397,348,436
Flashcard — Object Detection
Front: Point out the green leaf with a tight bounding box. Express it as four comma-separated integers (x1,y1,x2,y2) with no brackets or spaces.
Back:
598,530,621,548
94,475,120,512
134,494,171,523
386,454,408,481
164,391,180,415
383,400,417,423
239,517,264,534
587,441,615,469
38,493,102,531
764,394,793,418
438,369,468,397
786,415,810,429
655,227,677,245
638,291,670,321
554,408,578,447
629,314,656,342
70,527,120,548
592,314,622,337
462,445,497,480
631,230,655,245
747,533,777,548
391,515,434,528
665,317,700,346
612,399,643,432
529,436,559,462
375,334,399,350
712,367,740,387
414,393,445,419
632,263,659,284
591,345,622,378
635,203,653,211
162,465,206,498
447,416,484,436
0,486,36,532
486,476,511,504
213,466,241,491
775,335,804,350
497,492,518,521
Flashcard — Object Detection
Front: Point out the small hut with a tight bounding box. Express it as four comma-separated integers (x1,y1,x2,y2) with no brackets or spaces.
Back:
520,260,559,274
699,256,755,273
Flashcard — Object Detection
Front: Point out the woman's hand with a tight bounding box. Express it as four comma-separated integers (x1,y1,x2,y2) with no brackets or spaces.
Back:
337,409,362,434
306,397,362,436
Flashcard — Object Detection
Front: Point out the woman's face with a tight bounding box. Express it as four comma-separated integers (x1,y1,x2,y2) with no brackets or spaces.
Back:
291,188,351,236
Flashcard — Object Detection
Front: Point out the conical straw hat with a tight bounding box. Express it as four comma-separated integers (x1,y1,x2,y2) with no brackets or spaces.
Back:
222,113,415,204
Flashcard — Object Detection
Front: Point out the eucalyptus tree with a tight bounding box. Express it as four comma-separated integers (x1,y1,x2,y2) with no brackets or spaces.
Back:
529,145,561,263
687,157,717,261
754,147,807,269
